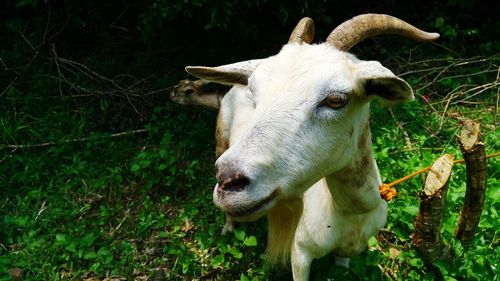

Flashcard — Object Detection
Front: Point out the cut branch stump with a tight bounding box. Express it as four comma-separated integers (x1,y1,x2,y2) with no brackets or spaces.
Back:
413,154,454,263
456,121,488,245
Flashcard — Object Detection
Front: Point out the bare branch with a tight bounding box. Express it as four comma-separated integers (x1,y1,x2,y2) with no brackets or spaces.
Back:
0,129,148,150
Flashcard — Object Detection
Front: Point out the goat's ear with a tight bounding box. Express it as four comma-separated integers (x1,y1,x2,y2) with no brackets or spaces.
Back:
185,59,265,86
356,61,413,102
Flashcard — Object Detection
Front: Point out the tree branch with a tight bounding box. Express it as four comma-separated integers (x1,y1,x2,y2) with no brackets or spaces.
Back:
0,129,148,150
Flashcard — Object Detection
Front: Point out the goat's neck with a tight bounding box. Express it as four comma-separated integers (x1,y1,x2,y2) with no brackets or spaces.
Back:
325,122,383,214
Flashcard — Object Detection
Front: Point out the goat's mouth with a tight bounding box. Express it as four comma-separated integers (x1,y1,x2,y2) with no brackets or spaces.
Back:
224,189,279,219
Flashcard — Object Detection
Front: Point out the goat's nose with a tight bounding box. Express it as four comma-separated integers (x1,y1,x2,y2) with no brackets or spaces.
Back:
219,173,251,192
216,163,251,192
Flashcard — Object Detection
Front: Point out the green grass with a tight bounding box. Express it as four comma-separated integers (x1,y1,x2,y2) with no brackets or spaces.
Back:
1,56,499,281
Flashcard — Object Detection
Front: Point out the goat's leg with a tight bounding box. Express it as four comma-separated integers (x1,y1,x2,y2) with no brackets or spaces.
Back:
334,256,350,267
291,243,313,281
221,216,234,234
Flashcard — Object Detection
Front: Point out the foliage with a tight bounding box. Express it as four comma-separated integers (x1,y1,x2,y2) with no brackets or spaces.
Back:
1,0,499,280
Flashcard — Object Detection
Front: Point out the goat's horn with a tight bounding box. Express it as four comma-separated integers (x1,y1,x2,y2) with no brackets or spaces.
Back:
326,14,439,51
288,17,315,44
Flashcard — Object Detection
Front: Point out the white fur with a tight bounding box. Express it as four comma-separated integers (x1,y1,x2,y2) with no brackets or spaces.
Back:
186,43,412,280
217,85,255,146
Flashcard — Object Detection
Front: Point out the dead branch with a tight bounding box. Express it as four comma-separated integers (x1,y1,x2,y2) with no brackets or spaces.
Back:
413,154,454,263
392,55,500,101
1,78,17,98
49,45,154,118
456,121,488,245
0,129,148,150
449,80,500,105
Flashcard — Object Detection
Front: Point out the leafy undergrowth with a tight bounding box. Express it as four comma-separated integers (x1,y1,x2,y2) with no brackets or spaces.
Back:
1,55,499,281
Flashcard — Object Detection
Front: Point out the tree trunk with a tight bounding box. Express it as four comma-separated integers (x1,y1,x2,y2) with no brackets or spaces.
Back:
456,121,487,245
413,154,454,263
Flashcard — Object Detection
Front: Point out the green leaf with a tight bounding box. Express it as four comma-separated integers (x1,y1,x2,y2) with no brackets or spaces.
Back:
488,187,500,202
131,164,140,172
83,251,97,260
211,254,225,268
240,273,250,281
65,242,77,253
244,236,257,247
435,17,445,28
368,236,378,248
159,149,169,158
402,204,419,216
140,159,151,168
408,258,424,268
97,247,112,257
234,229,246,241
433,260,448,275
81,233,97,247
55,234,67,245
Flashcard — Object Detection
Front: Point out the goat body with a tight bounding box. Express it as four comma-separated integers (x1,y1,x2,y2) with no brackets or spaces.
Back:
185,14,438,280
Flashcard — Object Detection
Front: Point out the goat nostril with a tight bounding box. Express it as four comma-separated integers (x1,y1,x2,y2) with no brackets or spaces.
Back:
219,174,251,192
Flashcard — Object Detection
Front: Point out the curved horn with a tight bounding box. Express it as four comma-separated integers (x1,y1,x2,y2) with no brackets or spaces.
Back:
288,17,315,44
326,14,439,51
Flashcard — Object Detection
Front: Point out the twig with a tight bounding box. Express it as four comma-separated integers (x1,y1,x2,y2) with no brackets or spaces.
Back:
0,198,9,210
57,57,123,89
109,0,129,32
0,148,18,164
18,31,39,55
109,208,131,236
34,201,47,222
0,128,148,150
0,57,8,69
438,94,453,132
42,3,52,43
0,78,17,98
449,80,500,105
51,44,65,96
49,50,149,117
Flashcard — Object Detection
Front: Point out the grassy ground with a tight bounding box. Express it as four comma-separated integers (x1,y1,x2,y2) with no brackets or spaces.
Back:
1,52,499,280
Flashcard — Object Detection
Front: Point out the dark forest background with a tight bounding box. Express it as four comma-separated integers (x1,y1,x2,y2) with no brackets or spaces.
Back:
1,1,499,280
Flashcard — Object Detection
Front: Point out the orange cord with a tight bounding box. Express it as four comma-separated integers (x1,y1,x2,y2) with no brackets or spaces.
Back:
379,152,500,201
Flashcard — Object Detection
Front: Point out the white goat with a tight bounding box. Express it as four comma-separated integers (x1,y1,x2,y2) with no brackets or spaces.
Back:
186,14,438,280
169,79,229,111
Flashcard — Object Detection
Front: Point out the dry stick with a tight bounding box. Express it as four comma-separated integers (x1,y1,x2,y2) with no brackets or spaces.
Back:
0,129,148,149
456,121,488,245
450,81,499,105
412,154,454,264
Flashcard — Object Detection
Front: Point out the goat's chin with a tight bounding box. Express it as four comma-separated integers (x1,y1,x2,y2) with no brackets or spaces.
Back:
213,186,279,221
227,209,268,222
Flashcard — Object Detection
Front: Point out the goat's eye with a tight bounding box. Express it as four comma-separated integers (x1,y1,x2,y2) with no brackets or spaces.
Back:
320,94,349,109
185,89,195,95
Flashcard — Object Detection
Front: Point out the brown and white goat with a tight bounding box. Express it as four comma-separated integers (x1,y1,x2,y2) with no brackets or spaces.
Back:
169,79,230,111
186,14,438,280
